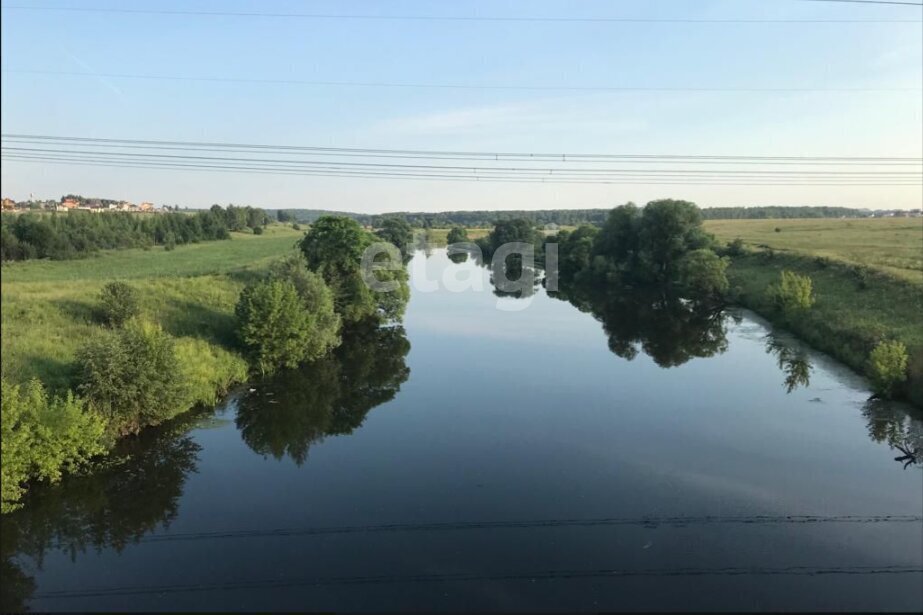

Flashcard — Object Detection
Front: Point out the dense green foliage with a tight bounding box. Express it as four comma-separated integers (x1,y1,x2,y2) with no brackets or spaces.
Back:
0,204,268,262
677,249,730,299
266,206,871,227
1,379,108,513
554,200,725,302
868,340,909,399
446,226,469,244
75,320,189,436
299,216,410,324
475,218,545,257
375,217,415,258
766,270,816,313
235,275,340,375
98,281,139,326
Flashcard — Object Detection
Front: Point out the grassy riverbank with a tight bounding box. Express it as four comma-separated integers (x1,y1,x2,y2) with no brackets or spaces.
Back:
1,225,303,392
716,221,922,406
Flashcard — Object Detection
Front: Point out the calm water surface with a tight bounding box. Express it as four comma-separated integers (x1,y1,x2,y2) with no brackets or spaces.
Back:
2,250,921,611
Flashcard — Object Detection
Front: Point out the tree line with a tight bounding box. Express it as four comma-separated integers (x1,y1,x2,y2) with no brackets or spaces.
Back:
0,205,270,262
265,205,872,228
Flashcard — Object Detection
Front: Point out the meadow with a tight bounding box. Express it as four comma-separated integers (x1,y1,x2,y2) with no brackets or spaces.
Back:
1,226,303,391
704,217,922,283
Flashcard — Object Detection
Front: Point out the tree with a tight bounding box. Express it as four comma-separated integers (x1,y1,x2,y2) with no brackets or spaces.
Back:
276,210,294,223
868,340,909,398
1,378,108,513
76,319,188,435
267,253,342,349
677,249,729,299
98,281,139,326
299,216,409,325
375,217,414,258
446,226,469,244
235,278,339,374
636,199,711,285
556,225,599,282
766,270,815,313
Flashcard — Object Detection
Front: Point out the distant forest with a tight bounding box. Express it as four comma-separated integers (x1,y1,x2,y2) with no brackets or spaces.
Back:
1,205,270,262
266,206,877,227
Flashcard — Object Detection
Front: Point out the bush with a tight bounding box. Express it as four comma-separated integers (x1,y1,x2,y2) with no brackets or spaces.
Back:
725,238,746,257
867,340,909,398
766,270,815,313
252,226,264,235
447,226,469,244
1,378,108,513
235,277,340,374
175,338,249,408
677,249,729,299
98,281,139,326
76,319,188,435
292,223,301,231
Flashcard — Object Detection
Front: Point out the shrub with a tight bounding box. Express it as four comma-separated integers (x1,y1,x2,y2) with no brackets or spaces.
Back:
725,238,746,257
235,278,340,374
677,249,729,299
446,226,469,245
867,340,909,398
766,270,815,313
175,338,249,407
292,223,301,231
98,281,139,326
1,378,108,513
252,226,264,235
774,227,782,233
76,319,188,435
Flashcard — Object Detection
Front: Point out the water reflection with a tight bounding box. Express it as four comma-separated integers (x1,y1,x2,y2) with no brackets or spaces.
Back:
764,335,813,393
0,412,205,611
863,401,923,470
549,286,728,368
236,325,411,464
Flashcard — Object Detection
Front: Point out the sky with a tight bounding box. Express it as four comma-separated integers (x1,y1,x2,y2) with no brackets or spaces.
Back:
1,0,921,212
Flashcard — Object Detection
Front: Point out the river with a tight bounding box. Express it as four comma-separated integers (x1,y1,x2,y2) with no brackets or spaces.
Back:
2,249,921,611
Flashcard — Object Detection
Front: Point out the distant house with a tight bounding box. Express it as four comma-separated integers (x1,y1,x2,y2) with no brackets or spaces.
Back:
1,198,15,211
60,197,80,211
139,202,154,212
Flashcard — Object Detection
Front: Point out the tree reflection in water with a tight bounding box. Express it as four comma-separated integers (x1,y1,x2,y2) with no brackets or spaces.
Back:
549,285,728,368
0,411,205,611
764,335,813,393
236,324,411,465
862,400,923,470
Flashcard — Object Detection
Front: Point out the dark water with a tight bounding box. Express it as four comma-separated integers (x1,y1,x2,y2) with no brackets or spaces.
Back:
3,250,921,612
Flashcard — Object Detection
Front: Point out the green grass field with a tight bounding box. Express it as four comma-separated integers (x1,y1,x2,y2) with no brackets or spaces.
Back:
1,226,304,391
704,218,922,283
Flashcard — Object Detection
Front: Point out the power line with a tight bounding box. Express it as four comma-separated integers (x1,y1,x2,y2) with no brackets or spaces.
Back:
1,4,919,23
3,69,918,93
4,135,920,164
5,146,920,175
5,155,919,186
4,134,918,186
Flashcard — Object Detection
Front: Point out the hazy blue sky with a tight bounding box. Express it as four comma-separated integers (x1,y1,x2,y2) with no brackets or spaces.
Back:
2,0,921,211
